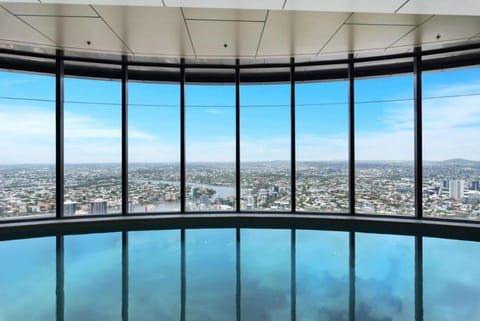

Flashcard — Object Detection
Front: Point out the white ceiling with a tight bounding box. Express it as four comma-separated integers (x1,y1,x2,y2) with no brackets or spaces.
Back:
0,1,479,61
4,0,480,16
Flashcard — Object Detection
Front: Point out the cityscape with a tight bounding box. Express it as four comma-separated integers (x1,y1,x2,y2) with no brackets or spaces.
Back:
1,160,479,220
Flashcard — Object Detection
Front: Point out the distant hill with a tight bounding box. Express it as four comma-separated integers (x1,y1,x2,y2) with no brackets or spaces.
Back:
437,158,480,166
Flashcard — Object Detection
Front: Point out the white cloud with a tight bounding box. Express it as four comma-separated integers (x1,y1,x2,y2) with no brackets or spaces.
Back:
0,80,478,164
242,136,290,162
297,133,348,161
0,104,55,163
205,108,225,116
186,136,236,162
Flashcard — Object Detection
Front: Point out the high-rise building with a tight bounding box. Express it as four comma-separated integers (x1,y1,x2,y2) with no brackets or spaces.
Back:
64,201,77,216
90,199,107,215
442,179,449,189
200,194,209,206
471,180,480,191
449,180,465,201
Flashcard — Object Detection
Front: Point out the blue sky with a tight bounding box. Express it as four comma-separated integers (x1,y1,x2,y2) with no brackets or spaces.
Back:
0,66,479,164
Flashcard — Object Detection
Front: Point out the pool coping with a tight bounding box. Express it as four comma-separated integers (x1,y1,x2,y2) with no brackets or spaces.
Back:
0,214,479,241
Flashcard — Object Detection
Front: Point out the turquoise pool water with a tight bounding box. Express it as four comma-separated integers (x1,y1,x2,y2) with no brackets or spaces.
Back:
0,229,479,321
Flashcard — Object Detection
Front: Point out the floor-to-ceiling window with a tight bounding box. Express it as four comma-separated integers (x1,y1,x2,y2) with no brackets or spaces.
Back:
240,71,291,211
296,77,349,213
128,74,180,213
186,70,236,211
423,66,480,220
64,71,122,216
355,72,415,216
0,69,55,219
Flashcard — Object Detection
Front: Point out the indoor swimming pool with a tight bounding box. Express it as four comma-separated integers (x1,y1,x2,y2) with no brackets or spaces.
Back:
0,228,478,321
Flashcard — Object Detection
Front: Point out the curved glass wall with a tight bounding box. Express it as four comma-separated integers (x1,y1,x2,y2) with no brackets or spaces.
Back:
0,48,478,222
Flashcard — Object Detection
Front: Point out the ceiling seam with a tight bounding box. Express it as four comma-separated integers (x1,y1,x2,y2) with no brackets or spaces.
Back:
184,18,266,23
282,0,288,10
15,15,100,18
0,5,56,46
387,15,435,49
89,5,135,56
470,32,480,39
344,22,420,27
395,0,411,13
316,12,354,56
0,37,57,48
180,7,197,59
255,10,269,57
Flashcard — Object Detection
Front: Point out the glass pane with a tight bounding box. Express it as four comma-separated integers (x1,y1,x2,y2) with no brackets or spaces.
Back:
129,230,180,321
186,229,236,320
296,230,349,320
424,237,480,321
186,83,236,211
65,232,122,321
128,82,180,213
241,229,291,321
296,80,349,213
423,67,480,220
0,70,55,219
64,78,121,216
355,75,414,215
240,83,291,211
0,237,55,320
356,233,414,321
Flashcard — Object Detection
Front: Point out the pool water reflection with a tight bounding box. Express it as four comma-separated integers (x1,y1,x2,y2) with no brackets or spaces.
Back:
0,229,479,321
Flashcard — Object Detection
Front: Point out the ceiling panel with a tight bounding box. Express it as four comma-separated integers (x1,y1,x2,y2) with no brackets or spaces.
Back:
94,6,194,57
321,24,414,53
0,0,38,2
346,13,431,25
165,0,283,10
21,16,129,53
40,0,165,6
186,20,264,57
1,3,97,16
398,0,480,16
284,0,407,14
182,8,267,21
257,11,350,57
0,7,54,45
392,15,480,47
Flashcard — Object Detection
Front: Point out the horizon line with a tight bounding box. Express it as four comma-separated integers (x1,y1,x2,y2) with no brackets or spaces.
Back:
0,159,478,166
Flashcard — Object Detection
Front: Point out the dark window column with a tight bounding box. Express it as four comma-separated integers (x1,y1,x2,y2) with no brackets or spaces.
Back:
122,56,128,215
290,58,296,212
56,50,64,219
414,47,423,219
348,54,355,215
180,59,186,213
236,59,241,213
